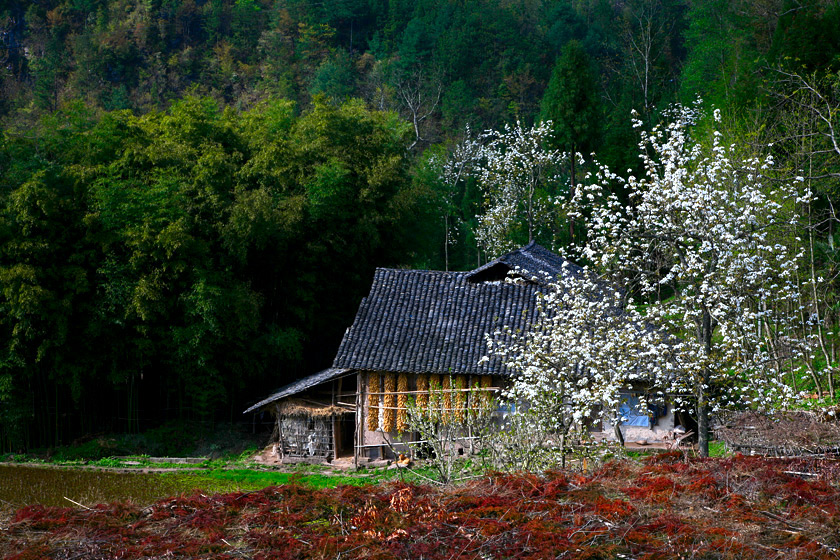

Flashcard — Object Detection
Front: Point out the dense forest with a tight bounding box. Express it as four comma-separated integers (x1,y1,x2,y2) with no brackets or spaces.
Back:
1,0,839,450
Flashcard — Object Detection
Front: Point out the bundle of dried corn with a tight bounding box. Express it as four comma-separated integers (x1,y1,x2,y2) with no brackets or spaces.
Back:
481,375,493,409
454,375,467,422
367,372,380,431
428,374,441,412
397,373,409,432
416,374,429,409
442,375,452,425
383,373,397,432
469,376,481,412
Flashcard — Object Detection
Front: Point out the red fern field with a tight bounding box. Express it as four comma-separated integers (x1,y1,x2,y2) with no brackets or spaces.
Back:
2,453,840,559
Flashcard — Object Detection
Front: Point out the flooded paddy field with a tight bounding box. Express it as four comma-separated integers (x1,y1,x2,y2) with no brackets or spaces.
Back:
0,464,206,509
0,463,306,511
0,462,375,514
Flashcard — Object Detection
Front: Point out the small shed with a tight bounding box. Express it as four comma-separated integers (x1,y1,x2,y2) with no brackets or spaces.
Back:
246,367,357,462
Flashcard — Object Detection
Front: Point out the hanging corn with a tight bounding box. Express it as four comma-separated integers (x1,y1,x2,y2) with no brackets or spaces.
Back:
469,376,481,416
442,375,452,425
367,372,380,431
481,375,493,410
397,373,409,432
428,374,441,414
416,374,429,409
383,373,396,432
454,375,467,422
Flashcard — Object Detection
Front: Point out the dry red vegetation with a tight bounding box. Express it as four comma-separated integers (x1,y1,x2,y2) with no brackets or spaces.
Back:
3,453,840,559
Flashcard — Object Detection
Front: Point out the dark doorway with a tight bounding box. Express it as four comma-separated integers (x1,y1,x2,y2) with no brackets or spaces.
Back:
334,416,356,457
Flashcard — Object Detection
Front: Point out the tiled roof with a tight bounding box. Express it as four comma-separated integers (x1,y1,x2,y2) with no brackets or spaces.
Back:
333,243,580,376
332,269,536,375
244,244,582,412
243,368,351,413
466,241,581,283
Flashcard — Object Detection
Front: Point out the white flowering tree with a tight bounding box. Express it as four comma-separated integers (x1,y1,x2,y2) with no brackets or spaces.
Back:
474,121,563,258
487,104,812,458
484,265,674,449
575,104,811,456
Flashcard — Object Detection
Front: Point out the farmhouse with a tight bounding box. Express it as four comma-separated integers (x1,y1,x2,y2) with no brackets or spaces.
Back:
244,242,678,465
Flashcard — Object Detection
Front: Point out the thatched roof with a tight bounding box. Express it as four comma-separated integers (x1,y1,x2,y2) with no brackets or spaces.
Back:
244,368,351,414
274,399,352,418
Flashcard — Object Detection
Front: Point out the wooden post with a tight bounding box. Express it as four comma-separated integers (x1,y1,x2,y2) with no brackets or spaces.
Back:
276,411,285,460
354,371,362,468
333,377,342,461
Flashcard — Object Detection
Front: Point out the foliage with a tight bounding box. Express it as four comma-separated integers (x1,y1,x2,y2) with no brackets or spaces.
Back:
398,385,494,485
0,97,415,449
540,39,601,158
485,104,815,458
482,408,571,473
2,0,840,453
422,127,483,270
484,263,673,447
5,455,840,558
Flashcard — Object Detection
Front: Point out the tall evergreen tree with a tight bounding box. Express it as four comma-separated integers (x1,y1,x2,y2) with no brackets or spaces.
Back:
539,40,600,241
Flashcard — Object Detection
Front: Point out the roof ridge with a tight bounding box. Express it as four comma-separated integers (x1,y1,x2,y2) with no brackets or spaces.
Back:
376,267,466,275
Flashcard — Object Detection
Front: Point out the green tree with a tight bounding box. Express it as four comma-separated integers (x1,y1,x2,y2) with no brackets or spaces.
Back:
309,51,357,103
0,122,99,446
31,35,66,111
679,0,761,107
539,40,600,242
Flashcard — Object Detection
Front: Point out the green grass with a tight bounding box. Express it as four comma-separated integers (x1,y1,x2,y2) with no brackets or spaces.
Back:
153,464,446,494
708,441,731,457
166,469,373,492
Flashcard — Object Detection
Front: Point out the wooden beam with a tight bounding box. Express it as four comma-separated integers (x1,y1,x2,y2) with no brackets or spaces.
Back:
333,377,342,461
354,372,362,468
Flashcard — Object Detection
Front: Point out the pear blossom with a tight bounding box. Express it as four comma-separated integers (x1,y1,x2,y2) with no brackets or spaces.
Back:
473,121,563,257
486,104,813,457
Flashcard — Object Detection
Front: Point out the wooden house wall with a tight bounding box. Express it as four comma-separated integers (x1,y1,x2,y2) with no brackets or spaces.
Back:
271,375,356,462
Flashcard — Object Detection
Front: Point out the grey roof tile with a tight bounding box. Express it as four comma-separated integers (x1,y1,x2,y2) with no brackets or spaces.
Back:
466,240,582,283
332,243,578,376
243,368,351,413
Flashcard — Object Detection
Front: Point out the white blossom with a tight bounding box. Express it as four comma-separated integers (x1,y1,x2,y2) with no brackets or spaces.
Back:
473,121,563,257
485,104,814,452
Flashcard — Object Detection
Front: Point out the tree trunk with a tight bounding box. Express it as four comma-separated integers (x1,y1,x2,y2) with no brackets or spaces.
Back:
568,151,576,243
697,308,713,458
527,176,534,243
697,383,709,457
613,420,625,447
444,214,450,272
